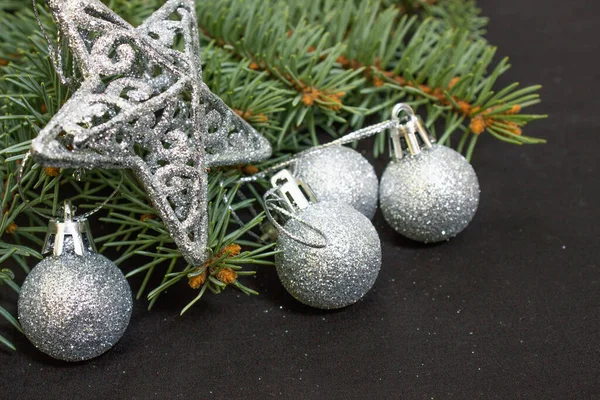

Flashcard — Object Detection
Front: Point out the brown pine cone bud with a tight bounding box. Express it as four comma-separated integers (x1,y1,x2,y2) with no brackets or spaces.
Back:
242,165,259,176
5,222,17,234
216,268,237,285
223,244,241,257
188,269,207,289
469,116,486,135
44,167,61,177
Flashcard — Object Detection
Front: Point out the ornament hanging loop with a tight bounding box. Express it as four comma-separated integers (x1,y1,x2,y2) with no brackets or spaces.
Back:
32,0,77,91
43,200,97,256
16,151,123,221
390,103,435,160
263,170,328,249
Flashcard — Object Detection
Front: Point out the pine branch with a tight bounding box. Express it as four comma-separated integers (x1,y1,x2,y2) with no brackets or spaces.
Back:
194,0,545,159
0,0,547,350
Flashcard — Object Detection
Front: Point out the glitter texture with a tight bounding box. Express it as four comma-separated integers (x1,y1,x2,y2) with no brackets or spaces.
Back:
18,250,132,362
293,146,379,219
275,202,381,309
31,0,272,265
380,144,480,242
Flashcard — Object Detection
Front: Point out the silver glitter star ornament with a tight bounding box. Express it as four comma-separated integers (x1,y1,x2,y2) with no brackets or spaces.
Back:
31,0,272,265
380,104,480,242
18,202,132,362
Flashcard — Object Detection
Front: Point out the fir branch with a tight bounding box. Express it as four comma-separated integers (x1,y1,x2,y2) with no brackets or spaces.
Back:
0,0,547,350
195,0,545,159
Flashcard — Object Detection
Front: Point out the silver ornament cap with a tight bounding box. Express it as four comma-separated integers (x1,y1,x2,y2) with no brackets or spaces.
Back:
294,146,379,219
380,144,480,242
18,202,132,362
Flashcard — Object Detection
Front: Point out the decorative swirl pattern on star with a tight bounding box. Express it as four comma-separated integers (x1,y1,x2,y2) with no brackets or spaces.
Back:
31,0,272,265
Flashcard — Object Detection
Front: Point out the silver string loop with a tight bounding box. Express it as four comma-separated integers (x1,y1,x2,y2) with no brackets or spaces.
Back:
16,152,123,221
239,119,397,183
262,187,328,249
221,183,265,243
32,0,77,91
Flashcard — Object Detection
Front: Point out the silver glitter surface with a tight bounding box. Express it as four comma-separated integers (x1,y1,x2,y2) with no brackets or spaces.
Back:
18,251,132,362
31,0,272,265
380,144,480,242
293,146,379,219
275,202,381,309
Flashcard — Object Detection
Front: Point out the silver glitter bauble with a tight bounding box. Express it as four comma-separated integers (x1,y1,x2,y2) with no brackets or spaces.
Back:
275,202,381,309
294,146,379,219
380,144,480,242
18,251,133,362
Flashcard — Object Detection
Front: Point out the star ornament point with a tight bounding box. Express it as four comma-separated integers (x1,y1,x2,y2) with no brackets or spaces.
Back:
31,0,272,265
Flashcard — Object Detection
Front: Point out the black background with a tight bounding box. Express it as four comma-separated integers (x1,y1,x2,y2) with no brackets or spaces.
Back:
1,0,598,398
